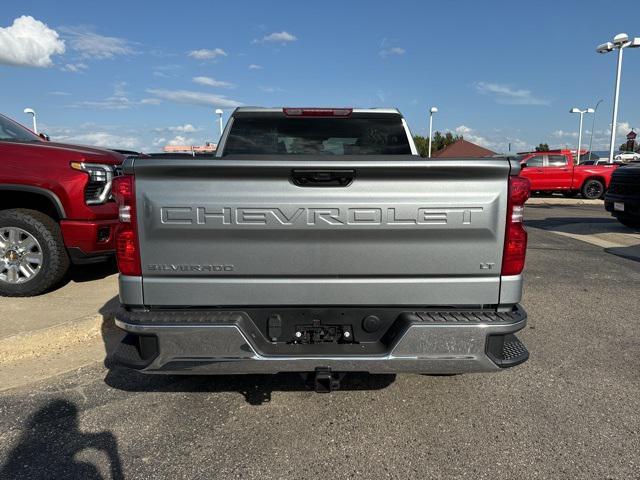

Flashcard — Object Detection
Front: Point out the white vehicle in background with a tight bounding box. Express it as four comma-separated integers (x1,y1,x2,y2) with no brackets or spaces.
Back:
615,151,640,162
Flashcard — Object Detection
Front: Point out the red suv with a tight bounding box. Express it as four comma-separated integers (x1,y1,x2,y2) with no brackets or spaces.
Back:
0,113,124,296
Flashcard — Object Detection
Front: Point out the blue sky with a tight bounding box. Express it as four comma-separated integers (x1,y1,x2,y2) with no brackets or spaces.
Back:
1,0,639,153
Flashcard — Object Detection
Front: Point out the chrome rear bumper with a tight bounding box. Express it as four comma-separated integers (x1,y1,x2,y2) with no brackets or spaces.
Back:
114,306,528,375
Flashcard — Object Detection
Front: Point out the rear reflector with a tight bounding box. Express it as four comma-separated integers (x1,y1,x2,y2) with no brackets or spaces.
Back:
501,176,531,276
283,108,352,117
112,175,141,276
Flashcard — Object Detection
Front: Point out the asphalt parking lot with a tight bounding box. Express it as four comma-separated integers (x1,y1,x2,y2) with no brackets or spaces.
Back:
0,201,639,479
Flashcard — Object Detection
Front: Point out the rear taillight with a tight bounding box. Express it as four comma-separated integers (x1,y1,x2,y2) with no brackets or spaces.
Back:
283,108,352,117
112,175,141,276
501,176,531,276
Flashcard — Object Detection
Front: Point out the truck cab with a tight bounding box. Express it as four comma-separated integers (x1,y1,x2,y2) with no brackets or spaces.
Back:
519,150,618,199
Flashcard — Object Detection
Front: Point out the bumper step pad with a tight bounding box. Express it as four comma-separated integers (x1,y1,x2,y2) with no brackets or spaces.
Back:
486,333,529,368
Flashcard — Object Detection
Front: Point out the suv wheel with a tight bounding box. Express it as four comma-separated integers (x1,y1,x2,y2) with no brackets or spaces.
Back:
0,209,70,297
581,179,604,200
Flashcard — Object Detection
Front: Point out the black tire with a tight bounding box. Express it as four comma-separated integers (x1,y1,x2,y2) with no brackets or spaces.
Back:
616,215,640,229
581,179,605,200
0,209,70,297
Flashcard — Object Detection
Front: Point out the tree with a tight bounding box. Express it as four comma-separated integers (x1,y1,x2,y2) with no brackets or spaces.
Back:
619,142,639,152
535,143,550,152
413,131,462,157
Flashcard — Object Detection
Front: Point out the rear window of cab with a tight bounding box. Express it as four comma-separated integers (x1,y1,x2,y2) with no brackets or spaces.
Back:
222,116,411,155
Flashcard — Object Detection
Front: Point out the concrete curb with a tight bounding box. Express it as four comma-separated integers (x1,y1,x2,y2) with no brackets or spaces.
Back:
0,314,112,367
0,312,124,392
526,198,604,207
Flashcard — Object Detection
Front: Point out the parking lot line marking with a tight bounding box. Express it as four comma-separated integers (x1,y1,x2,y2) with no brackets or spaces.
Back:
549,230,624,249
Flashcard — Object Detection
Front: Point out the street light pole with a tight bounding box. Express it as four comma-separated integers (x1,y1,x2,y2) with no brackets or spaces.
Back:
596,33,640,163
215,109,224,138
588,99,603,162
23,108,37,134
428,106,438,158
571,107,595,164
609,46,624,163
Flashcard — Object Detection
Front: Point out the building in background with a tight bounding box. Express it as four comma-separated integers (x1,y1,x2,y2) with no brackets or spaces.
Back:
432,139,496,158
163,142,217,154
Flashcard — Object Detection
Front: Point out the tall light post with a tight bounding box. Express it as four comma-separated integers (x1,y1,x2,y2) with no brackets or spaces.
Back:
570,107,595,164
428,106,438,158
23,108,37,134
596,33,640,163
587,99,603,162
215,109,224,138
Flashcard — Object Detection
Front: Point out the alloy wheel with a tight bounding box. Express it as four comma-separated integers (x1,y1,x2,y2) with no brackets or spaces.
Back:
585,182,603,199
0,227,43,284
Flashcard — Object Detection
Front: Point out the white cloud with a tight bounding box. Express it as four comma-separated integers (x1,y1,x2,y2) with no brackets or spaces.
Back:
0,16,65,67
60,26,134,59
259,86,284,93
474,81,549,106
379,47,405,58
153,124,201,134
72,82,160,109
254,31,297,44
453,125,529,153
147,89,242,108
188,48,227,60
248,63,262,70
152,64,182,78
166,135,195,146
614,121,633,136
552,129,579,139
192,76,235,88
61,62,88,73
53,131,142,150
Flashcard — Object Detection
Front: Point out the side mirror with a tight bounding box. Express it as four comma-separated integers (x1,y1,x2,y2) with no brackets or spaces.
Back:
39,133,50,141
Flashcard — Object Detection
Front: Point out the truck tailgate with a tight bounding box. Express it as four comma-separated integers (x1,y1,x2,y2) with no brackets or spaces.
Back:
132,158,510,306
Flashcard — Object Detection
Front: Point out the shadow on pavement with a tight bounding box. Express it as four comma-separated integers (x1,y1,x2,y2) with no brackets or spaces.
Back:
605,245,640,262
53,259,118,293
103,366,397,405
526,216,630,233
68,258,119,283
0,399,124,479
99,296,126,365
526,216,640,262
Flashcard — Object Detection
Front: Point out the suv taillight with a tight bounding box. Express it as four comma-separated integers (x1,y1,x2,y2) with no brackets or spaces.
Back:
112,175,141,276
501,176,531,276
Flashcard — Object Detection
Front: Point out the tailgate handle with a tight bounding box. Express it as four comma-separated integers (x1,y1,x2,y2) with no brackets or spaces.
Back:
291,169,355,187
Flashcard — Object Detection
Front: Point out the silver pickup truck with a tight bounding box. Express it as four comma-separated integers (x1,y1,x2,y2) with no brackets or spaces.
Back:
113,107,531,391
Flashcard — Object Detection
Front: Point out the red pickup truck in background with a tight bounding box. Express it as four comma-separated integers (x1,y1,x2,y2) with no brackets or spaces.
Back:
519,150,618,199
0,113,124,297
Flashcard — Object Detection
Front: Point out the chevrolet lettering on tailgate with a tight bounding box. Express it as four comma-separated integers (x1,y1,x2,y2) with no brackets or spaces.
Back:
160,206,484,227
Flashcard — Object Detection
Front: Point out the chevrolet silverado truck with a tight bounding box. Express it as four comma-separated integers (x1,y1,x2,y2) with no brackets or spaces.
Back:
604,162,640,228
113,107,531,391
519,150,618,199
0,113,124,296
